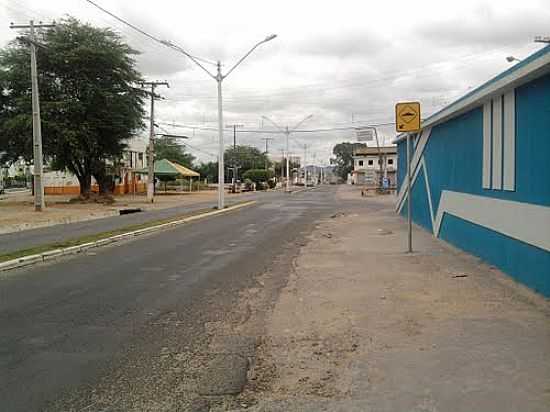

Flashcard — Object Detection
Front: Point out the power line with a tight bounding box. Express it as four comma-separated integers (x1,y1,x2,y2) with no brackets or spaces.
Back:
82,0,215,66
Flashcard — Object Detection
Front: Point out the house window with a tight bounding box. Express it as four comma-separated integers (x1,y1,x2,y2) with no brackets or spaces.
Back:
358,160,364,166
388,158,394,165
368,159,373,166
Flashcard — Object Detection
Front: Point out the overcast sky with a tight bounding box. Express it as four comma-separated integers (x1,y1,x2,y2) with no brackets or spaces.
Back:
2,0,549,164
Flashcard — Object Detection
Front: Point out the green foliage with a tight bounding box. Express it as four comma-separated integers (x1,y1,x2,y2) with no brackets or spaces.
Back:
332,142,366,179
0,17,145,196
154,137,195,168
224,145,270,178
242,169,274,190
196,161,218,183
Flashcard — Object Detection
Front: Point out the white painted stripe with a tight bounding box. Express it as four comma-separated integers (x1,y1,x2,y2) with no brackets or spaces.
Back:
434,191,550,252
421,158,435,230
491,96,503,190
503,90,516,191
482,102,492,189
395,128,432,212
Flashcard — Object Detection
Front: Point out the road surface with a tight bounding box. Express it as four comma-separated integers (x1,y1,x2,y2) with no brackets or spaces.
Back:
0,186,343,411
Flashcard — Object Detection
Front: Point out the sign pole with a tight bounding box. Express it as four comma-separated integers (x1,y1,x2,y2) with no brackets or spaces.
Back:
395,101,421,254
406,133,413,253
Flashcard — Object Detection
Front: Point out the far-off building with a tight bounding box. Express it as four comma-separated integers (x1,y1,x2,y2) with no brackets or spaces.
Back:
395,45,550,297
351,146,397,187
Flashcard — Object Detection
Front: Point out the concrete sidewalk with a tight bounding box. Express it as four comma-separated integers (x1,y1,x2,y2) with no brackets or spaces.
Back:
241,189,550,411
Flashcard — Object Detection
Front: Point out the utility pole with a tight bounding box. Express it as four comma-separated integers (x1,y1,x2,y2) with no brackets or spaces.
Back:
302,144,309,186
141,80,169,203
261,137,274,170
226,124,243,193
10,20,55,211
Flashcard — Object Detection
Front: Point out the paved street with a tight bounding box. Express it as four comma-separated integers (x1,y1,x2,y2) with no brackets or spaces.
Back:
0,186,341,411
1,186,549,412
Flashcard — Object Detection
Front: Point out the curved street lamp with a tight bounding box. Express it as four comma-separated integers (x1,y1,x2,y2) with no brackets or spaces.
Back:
162,35,278,209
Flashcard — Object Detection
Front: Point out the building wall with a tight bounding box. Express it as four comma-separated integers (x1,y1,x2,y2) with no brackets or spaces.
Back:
396,72,550,297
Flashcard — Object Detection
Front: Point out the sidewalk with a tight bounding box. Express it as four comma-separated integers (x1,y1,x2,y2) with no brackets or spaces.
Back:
0,190,222,234
242,188,550,411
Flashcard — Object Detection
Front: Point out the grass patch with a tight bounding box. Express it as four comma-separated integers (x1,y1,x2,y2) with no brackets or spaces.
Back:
0,201,253,264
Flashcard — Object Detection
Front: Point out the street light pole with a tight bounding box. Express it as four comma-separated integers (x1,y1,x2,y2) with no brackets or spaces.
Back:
216,61,224,209
262,114,313,192
162,35,277,210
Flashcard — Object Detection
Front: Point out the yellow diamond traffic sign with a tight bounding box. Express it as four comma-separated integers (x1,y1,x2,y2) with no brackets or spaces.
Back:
395,101,421,132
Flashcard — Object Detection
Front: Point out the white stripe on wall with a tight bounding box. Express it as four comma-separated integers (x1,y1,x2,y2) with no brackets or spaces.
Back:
395,128,432,212
434,191,550,252
503,90,516,191
482,102,492,189
491,96,503,190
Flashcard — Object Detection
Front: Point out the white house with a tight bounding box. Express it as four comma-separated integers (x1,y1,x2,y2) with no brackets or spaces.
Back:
351,146,397,187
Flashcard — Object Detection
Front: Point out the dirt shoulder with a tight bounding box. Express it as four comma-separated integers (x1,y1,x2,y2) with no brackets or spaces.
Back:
0,190,221,234
241,187,550,411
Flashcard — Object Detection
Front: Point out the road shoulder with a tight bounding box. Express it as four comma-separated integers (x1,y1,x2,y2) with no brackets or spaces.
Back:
240,193,550,411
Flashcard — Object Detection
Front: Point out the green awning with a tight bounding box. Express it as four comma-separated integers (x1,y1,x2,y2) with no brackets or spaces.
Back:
135,159,200,177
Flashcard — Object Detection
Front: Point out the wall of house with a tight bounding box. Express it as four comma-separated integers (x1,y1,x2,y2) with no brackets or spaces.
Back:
396,72,550,297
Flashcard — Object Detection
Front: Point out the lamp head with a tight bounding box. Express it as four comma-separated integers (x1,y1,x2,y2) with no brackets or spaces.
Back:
264,34,277,42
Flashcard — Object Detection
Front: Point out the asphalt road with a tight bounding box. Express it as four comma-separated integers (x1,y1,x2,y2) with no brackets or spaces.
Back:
0,186,340,411
0,191,266,255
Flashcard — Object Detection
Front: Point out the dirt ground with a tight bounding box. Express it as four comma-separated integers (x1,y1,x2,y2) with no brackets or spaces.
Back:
0,190,221,234
238,187,550,411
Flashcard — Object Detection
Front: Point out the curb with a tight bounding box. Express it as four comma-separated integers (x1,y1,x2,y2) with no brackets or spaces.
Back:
0,201,257,273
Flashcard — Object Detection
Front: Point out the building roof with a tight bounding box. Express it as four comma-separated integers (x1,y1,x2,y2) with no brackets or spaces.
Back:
136,159,200,177
354,146,397,156
394,44,550,143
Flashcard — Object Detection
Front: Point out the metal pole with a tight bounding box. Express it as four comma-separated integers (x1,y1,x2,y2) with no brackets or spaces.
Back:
217,61,225,209
407,133,413,253
285,127,290,192
147,84,155,203
233,125,237,193
373,127,383,191
29,21,45,211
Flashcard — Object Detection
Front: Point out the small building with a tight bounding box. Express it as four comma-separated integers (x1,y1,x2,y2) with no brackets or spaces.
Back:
43,135,149,195
352,146,397,187
395,45,550,297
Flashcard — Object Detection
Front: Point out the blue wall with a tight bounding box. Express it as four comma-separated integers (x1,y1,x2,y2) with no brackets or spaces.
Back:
397,72,550,297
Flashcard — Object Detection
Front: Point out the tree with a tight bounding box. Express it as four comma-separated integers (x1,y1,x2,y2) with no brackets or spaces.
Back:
154,137,195,168
0,17,145,197
242,169,274,190
196,161,218,183
224,145,270,178
332,142,366,180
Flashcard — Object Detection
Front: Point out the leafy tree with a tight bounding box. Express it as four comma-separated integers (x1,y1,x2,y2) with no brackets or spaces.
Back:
332,142,366,180
0,17,145,197
242,169,274,183
154,136,195,168
224,145,270,178
196,161,218,183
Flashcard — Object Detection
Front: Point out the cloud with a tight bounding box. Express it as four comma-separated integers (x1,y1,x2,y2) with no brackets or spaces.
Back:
416,6,550,49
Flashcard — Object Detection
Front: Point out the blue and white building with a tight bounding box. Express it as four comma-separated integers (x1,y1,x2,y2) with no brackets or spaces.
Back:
395,45,550,297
